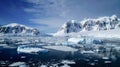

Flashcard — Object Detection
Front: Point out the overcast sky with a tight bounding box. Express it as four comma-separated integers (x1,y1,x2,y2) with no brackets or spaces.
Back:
0,0,120,33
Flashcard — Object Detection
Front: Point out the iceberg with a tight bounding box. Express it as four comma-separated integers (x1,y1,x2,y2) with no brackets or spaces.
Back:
104,61,112,64
61,42,73,46
80,50,95,54
9,62,27,67
61,60,75,64
102,56,109,60
68,37,85,44
43,46,78,52
60,64,70,67
17,45,48,54
68,37,103,44
39,65,47,67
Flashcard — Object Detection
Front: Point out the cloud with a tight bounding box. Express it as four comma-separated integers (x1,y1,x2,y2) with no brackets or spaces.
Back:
25,0,41,4
29,18,65,26
21,0,69,32
23,0,67,17
21,0,120,33
29,17,66,32
24,8,39,13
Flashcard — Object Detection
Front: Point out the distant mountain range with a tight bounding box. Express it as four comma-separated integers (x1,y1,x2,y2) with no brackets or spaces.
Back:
0,23,41,36
54,15,120,36
0,15,120,37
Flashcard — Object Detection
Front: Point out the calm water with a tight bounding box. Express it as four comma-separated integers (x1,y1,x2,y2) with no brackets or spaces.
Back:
0,45,120,67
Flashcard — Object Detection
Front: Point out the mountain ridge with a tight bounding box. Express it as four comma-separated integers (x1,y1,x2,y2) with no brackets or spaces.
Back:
0,23,40,35
54,15,120,36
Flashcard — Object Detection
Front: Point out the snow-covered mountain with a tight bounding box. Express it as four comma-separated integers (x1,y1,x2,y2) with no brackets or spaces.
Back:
0,23,40,35
81,15,120,31
54,20,82,36
54,15,120,36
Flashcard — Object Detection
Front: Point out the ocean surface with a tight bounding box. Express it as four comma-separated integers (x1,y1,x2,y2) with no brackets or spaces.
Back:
0,44,120,67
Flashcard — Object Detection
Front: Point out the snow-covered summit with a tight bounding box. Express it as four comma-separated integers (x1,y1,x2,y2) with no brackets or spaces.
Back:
54,20,82,36
81,15,119,31
3,23,33,29
54,15,120,36
0,23,40,35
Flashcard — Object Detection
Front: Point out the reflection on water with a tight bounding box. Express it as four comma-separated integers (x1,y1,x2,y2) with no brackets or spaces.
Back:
0,43,120,67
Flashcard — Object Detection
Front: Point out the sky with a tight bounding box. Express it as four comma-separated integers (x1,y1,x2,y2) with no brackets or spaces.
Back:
0,0,120,33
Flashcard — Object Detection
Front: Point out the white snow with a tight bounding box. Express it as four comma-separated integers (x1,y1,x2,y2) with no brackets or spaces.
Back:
54,20,82,36
0,23,41,35
89,62,95,65
54,30,67,36
102,57,109,60
40,65,47,67
80,50,95,54
0,44,7,46
54,15,120,37
61,60,75,64
68,37,84,44
16,41,31,44
43,46,78,52
78,29,120,38
114,46,120,50
104,61,112,63
17,45,48,53
9,62,26,67
59,28,120,38
60,64,70,67
3,23,33,29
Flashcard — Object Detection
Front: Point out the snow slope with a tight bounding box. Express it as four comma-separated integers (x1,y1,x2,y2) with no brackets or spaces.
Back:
78,29,120,38
65,28,120,39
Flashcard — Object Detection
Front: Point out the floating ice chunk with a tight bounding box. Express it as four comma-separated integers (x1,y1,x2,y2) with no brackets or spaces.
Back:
40,65,47,67
81,50,95,54
60,64,70,67
104,61,111,64
114,46,120,51
94,60,98,62
89,62,95,66
61,42,73,46
16,41,31,45
43,46,78,52
9,62,27,67
61,60,75,64
68,37,85,44
17,45,48,54
21,56,26,59
102,57,109,60
0,44,7,46
68,37,103,44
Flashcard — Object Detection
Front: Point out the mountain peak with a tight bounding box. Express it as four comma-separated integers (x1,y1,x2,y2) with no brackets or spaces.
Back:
4,23,23,27
3,23,34,29
111,15,117,19
54,20,82,36
54,15,120,36
0,23,40,35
